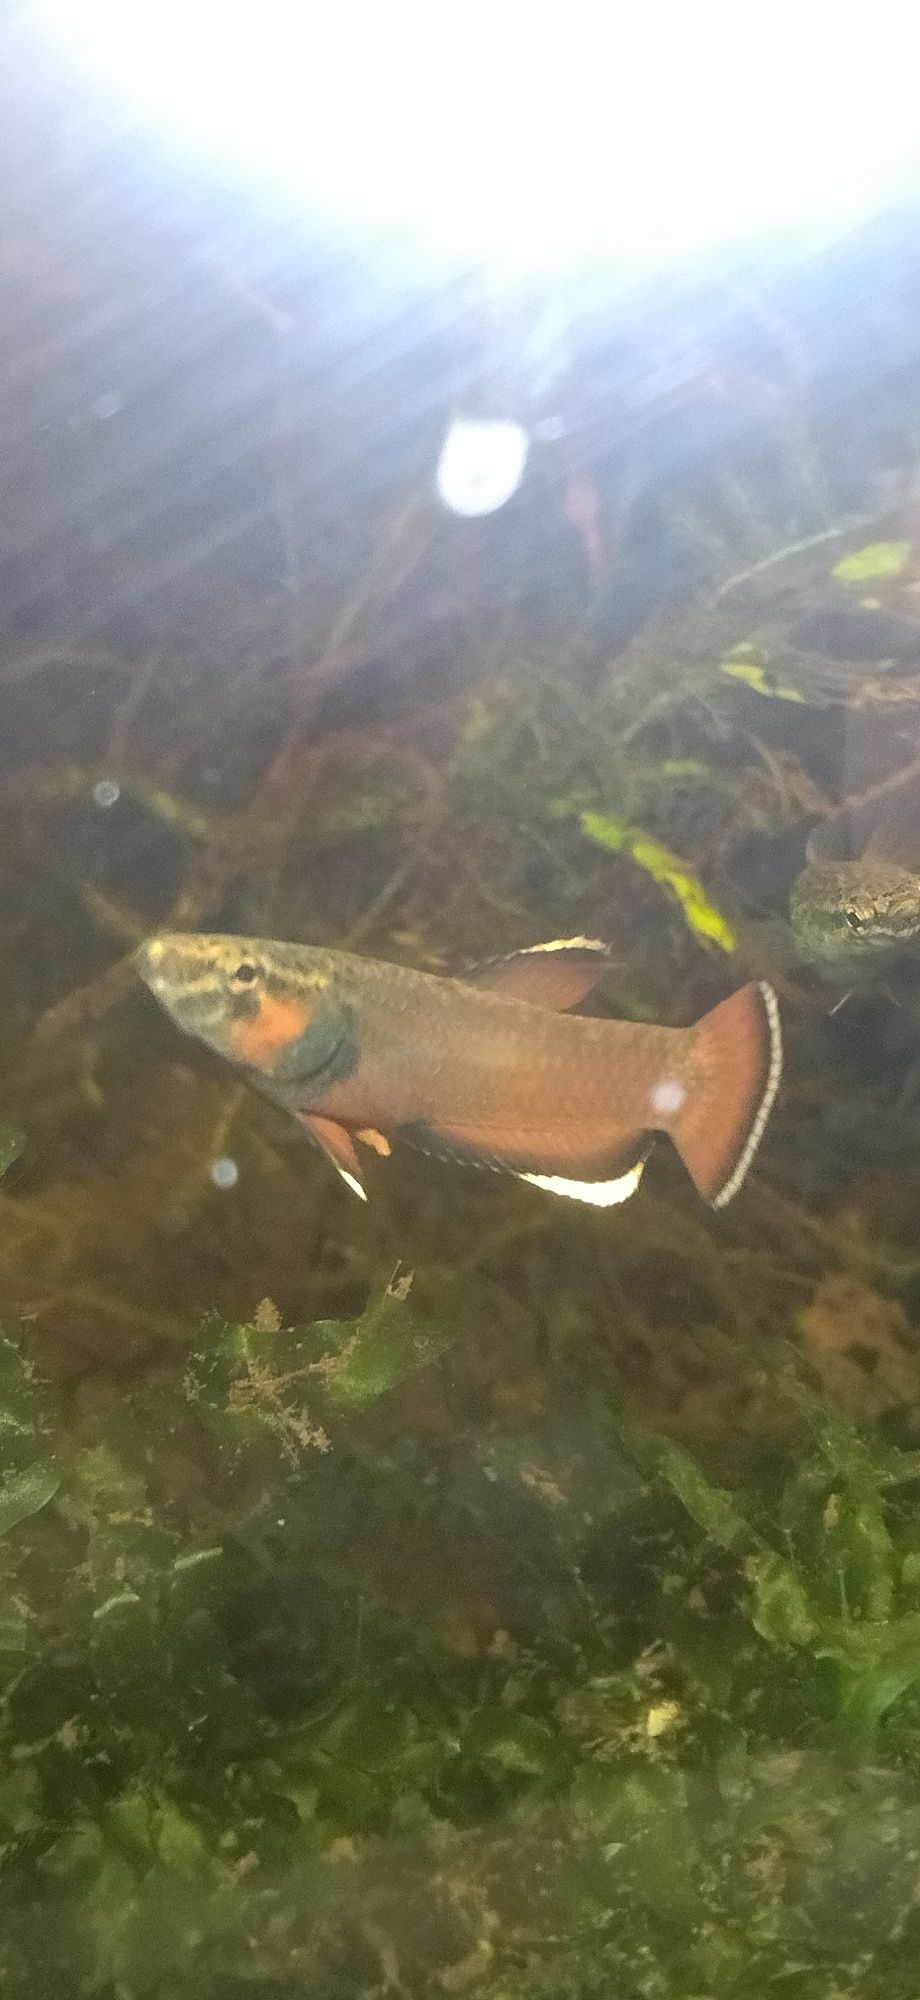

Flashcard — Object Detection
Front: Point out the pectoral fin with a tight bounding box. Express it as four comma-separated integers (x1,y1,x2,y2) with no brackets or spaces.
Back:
299,1113,368,1200
463,937,613,1010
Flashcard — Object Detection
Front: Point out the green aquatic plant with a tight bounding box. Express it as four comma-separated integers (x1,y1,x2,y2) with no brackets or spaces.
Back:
720,643,808,702
832,540,911,582
579,811,737,950
8,447,920,2000
1,1294,920,1997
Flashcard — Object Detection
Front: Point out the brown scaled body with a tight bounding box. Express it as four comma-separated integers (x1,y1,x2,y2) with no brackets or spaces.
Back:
136,934,782,1211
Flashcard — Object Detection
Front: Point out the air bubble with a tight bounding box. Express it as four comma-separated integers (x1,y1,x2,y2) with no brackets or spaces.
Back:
210,1156,239,1190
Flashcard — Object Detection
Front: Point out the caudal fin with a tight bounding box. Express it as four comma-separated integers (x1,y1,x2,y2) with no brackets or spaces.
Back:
666,981,782,1207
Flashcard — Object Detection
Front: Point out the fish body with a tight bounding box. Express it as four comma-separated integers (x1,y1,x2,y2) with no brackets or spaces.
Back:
789,755,920,969
136,933,782,1211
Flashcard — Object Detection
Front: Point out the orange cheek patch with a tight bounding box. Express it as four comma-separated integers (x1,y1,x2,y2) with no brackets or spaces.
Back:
229,994,313,1068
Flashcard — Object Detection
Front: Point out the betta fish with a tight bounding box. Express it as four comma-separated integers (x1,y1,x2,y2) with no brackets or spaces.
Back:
135,933,782,1210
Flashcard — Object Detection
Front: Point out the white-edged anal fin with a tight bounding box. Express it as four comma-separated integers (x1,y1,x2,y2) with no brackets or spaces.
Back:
518,1160,645,1207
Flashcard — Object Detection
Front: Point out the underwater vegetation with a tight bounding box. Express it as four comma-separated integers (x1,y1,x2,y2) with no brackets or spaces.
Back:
5,1279,920,1998
6,224,920,1997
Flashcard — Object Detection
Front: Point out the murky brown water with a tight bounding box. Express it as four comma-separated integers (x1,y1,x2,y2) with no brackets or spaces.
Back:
5,16,920,1998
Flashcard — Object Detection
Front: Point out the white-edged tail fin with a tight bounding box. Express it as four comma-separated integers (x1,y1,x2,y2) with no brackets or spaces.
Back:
662,982,782,1207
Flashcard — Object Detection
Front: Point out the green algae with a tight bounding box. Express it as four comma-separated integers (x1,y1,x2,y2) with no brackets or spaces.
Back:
580,812,737,950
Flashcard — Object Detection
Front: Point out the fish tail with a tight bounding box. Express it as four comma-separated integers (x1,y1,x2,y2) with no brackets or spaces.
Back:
663,982,782,1207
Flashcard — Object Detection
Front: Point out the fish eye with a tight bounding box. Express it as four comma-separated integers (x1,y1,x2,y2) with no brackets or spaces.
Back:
230,960,259,986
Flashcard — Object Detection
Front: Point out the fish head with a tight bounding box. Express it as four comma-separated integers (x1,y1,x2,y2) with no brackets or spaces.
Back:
790,861,920,964
135,933,354,1090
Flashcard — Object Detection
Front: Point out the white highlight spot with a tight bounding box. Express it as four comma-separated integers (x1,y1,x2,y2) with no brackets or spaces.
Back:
519,1162,644,1208
649,1078,686,1118
210,1156,239,1190
337,1167,368,1202
92,778,121,809
436,418,529,518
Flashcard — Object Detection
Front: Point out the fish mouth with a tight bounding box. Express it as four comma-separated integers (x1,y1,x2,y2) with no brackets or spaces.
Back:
133,935,162,987
134,932,189,992
134,932,228,1035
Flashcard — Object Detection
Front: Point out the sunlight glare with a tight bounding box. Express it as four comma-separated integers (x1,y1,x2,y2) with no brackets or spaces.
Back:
37,2,920,275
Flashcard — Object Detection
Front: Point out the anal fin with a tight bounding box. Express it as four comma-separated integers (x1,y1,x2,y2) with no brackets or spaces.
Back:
299,1113,368,1201
463,937,613,1010
518,1160,647,1207
400,1117,650,1206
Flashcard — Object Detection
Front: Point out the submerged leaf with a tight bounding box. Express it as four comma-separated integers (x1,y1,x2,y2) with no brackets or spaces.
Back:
0,1331,52,1459
465,1709,569,1786
720,654,806,702
748,1551,817,1647
312,1281,451,1406
580,813,736,950
832,540,911,582
656,1444,758,1557
0,1608,28,1653
781,1458,896,1626
0,1460,60,1535
0,1123,25,1178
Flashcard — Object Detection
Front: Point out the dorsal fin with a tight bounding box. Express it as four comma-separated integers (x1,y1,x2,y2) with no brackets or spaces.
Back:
463,938,613,1011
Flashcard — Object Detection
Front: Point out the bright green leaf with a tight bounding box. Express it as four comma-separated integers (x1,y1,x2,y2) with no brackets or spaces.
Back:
720,656,806,702
832,540,911,582
580,814,736,950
